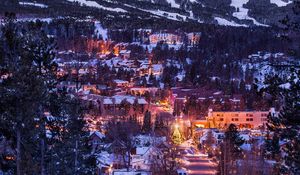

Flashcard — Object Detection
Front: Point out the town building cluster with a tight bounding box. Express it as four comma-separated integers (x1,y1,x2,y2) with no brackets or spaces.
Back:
53,28,291,175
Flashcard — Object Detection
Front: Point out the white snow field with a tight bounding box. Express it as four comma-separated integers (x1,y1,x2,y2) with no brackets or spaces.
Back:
94,21,108,40
215,17,247,27
230,0,268,26
270,0,292,7
67,0,127,13
19,2,48,8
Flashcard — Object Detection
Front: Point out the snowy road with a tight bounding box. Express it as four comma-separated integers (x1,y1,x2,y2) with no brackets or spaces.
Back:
178,140,217,175
184,155,216,175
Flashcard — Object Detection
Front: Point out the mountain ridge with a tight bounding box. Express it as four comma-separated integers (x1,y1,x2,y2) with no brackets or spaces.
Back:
1,0,296,28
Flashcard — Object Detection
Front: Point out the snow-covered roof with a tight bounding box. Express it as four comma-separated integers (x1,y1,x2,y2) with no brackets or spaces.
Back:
90,131,105,139
103,98,113,105
138,99,148,105
120,50,131,54
140,64,149,69
230,98,241,102
240,134,250,141
96,151,114,168
136,147,150,155
114,79,129,84
240,143,251,151
213,91,222,95
134,135,166,146
127,98,135,104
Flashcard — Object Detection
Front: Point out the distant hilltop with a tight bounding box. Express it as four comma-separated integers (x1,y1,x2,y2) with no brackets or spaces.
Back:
0,0,296,28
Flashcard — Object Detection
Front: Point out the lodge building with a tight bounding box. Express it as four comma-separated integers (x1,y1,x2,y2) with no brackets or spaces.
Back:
206,108,276,129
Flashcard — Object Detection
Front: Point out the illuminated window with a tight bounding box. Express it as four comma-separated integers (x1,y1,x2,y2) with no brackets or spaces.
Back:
261,118,268,121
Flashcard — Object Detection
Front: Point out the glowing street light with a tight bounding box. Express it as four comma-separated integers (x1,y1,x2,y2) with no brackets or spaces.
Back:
108,164,113,174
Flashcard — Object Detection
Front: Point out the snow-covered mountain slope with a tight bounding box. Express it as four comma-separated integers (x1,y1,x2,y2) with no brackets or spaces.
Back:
66,0,127,12
270,0,293,7
2,0,296,27
230,0,268,26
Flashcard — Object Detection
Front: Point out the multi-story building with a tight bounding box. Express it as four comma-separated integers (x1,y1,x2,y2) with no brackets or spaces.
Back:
80,94,149,118
149,32,201,46
171,88,245,118
149,33,183,45
206,108,276,129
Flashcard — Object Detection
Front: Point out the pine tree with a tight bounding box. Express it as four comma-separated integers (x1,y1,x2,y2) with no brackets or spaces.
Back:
267,70,300,174
239,79,246,94
0,13,58,174
224,124,244,158
264,122,280,160
219,124,244,175
143,110,152,133
0,14,95,174
49,95,96,174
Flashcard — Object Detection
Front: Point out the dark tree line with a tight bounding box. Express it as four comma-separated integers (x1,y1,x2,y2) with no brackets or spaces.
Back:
264,69,300,174
0,13,95,174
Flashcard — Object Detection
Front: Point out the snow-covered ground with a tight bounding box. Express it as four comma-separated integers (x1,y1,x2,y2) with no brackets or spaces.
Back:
166,0,180,8
143,9,187,21
240,52,296,90
214,17,247,27
19,1,48,8
17,18,53,23
230,0,268,27
166,59,185,81
94,21,108,40
189,0,200,3
67,0,127,13
270,0,292,7
124,4,189,22
165,0,203,22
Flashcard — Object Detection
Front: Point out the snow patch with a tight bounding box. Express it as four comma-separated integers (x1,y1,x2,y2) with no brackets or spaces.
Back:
67,0,127,13
270,0,292,7
215,17,247,27
186,58,192,65
17,18,53,23
124,4,187,22
166,0,180,8
230,0,268,26
19,2,48,8
94,21,108,40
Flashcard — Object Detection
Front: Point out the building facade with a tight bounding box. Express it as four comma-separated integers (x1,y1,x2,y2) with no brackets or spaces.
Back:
206,108,276,129
149,33,183,45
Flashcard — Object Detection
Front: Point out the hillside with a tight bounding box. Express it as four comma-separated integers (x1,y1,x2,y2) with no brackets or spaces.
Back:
1,0,296,28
